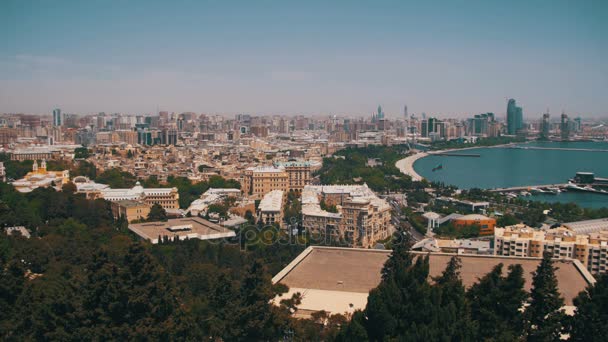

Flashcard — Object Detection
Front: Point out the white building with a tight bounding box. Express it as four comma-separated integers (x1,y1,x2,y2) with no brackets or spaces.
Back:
186,188,242,216
99,181,180,210
257,190,285,227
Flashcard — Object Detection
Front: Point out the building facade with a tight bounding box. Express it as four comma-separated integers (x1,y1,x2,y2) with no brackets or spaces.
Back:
11,160,70,193
242,166,289,198
301,184,391,248
495,224,608,274
111,200,151,222
99,182,180,210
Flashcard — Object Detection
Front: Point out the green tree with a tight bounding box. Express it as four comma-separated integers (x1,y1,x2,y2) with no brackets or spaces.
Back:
61,181,77,194
526,253,566,341
74,147,90,159
569,274,608,341
147,204,167,222
467,263,528,340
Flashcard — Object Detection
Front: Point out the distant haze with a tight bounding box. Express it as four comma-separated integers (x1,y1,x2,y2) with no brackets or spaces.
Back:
1,0,606,118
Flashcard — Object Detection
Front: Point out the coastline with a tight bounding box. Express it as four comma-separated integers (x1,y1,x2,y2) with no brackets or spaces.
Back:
396,152,427,181
395,143,518,182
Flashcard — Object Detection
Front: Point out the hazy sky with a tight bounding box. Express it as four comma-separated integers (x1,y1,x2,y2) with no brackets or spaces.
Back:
1,0,607,118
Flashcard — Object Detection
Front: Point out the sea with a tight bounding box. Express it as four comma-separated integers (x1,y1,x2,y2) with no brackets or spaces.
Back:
413,141,608,209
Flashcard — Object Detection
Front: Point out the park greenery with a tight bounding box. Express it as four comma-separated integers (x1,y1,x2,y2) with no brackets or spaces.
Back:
428,135,527,150
317,145,419,193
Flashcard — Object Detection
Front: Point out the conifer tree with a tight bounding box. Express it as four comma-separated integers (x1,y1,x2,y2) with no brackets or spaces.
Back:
526,253,565,341
568,274,608,341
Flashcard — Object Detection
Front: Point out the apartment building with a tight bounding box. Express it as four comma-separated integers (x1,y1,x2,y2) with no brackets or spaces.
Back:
242,162,313,198
301,184,391,248
274,161,312,192
495,224,608,274
242,166,289,198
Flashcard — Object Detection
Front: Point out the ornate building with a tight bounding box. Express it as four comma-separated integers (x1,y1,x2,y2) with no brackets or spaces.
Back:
11,160,70,193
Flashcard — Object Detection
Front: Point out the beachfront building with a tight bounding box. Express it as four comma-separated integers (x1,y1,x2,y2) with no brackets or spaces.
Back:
11,160,70,193
495,224,608,274
301,184,391,248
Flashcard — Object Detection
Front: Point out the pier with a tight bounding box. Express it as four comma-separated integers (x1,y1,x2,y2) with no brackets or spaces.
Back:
489,184,569,192
434,153,481,157
509,146,608,152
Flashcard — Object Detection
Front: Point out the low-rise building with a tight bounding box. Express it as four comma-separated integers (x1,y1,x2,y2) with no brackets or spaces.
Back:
99,181,179,210
111,200,151,222
257,190,284,227
272,246,594,318
128,217,236,244
452,214,496,236
11,160,70,193
412,237,491,254
186,188,241,216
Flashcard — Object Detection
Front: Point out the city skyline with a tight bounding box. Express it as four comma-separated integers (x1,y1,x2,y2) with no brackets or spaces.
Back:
1,0,607,117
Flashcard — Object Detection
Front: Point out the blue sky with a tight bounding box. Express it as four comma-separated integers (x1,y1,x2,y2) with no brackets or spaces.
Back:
1,0,606,118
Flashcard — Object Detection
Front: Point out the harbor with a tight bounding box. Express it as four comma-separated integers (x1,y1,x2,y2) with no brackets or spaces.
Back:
411,141,608,208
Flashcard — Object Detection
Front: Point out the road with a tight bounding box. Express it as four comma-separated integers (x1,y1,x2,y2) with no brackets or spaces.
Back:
388,199,425,242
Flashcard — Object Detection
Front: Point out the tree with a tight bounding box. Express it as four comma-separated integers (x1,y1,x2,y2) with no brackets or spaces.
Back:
526,253,565,341
61,181,77,194
74,147,90,159
569,274,608,341
467,263,528,340
147,204,167,222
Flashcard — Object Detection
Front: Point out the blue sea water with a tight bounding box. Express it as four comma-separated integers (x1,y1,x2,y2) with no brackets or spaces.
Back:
413,141,608,209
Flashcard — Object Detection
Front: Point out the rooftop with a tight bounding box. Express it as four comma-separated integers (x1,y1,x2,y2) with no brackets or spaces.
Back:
564,218,608,235
272,246,594,317
128,217,235,244
259,190,284,212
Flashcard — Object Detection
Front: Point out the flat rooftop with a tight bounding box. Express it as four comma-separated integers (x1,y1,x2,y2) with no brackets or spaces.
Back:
129,217,235,244
272,246,594,317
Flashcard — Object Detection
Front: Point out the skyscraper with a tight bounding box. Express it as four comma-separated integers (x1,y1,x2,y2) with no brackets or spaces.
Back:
52,108,62,127
561,112,570,140
377,105,384,120
540,112,550,140
506,99,523,135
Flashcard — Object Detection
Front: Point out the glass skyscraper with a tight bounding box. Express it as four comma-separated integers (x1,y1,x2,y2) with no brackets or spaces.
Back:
506,99,523,135
52,108,62,127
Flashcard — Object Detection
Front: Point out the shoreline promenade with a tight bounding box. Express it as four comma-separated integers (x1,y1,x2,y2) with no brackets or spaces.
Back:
396,152,427,181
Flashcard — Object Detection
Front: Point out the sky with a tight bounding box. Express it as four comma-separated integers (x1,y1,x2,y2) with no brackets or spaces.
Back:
1,0,607,119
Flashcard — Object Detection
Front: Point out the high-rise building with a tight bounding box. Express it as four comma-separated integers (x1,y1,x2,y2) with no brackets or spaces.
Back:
52,108,62,127
506,99,523,135
540,112,551,140
377,105,384,120
561,112,570,140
